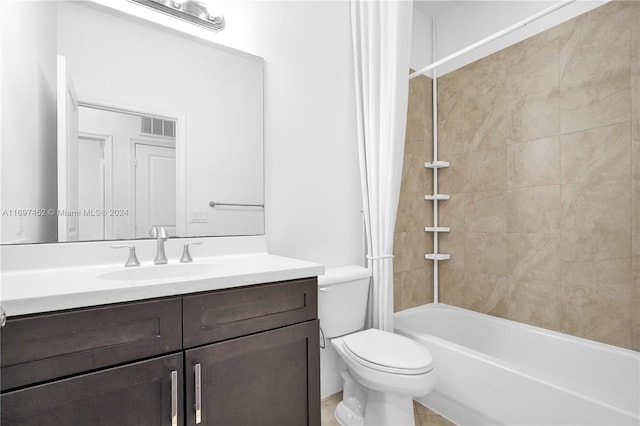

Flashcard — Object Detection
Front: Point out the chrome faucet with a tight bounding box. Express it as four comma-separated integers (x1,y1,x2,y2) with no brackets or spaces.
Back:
149,226,168,264
180,241,202,263
112,244,140,267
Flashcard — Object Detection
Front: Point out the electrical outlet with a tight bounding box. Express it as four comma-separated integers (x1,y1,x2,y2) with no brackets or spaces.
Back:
189,210,209,223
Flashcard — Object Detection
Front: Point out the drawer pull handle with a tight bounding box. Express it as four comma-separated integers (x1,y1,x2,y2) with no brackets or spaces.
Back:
195,363,202,424
171,370,178,426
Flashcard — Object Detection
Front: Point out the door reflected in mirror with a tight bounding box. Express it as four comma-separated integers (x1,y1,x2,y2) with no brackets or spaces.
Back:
70,106,177,242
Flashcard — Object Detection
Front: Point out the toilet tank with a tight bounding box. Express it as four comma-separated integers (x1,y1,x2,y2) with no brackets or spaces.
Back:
317,265,372,338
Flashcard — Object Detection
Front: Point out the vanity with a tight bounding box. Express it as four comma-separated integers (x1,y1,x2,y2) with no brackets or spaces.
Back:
0,237,323,426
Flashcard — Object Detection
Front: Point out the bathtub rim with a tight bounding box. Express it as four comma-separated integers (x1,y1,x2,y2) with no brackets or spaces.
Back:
394,303,640,421
395,303,640,357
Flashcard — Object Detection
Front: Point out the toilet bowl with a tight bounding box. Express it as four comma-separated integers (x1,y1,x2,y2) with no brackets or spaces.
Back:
318,266,436,426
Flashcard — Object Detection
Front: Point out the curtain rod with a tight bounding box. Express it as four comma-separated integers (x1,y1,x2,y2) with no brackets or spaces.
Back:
409,0,577,80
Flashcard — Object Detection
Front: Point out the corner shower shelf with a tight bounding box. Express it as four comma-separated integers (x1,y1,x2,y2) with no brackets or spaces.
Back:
424,194,450,201
424,161,450,169
425,254,451,261
425,226,450,233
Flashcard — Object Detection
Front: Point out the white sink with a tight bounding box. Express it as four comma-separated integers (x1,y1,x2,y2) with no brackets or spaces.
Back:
99,263,216,281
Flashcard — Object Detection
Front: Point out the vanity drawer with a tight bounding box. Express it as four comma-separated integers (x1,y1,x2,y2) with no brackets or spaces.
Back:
183,278,317,348
1,298,182,391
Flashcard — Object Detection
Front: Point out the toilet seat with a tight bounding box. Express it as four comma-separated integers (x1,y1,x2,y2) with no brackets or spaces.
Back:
342,329,433,375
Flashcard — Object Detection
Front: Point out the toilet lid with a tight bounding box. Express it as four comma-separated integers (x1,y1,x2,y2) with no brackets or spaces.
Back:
342,329,433,375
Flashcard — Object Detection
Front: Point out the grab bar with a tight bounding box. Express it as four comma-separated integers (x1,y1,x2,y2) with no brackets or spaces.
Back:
209,201,264,208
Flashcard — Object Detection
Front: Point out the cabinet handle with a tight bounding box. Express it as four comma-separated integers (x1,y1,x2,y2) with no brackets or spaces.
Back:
195,363,202,424
171,370,178,426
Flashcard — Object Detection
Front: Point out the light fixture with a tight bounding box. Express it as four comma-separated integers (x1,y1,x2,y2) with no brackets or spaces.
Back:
130,0,225,32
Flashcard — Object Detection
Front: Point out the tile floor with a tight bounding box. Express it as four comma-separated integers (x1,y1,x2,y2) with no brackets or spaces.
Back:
321,392,455,426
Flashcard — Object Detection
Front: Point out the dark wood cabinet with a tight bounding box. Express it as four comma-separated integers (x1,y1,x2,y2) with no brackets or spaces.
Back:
1,298,182,391
185,320,320,426
0,277,320,426
1,353,183,426
183,278,317,347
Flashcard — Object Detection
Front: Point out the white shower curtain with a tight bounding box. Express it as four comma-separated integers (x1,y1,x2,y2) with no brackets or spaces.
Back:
351,0,413,332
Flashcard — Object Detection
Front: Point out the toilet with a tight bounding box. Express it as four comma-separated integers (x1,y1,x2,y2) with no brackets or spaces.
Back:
318,265,436,426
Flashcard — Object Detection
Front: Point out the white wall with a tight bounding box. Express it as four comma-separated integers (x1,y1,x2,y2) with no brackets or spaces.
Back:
209,1,364,267
410,6,433,76
0,1,58,244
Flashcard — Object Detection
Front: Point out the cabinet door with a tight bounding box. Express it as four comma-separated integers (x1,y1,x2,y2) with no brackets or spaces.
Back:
1,297,182,391
183,278,317,348
1,353,183,426
185,320,320,426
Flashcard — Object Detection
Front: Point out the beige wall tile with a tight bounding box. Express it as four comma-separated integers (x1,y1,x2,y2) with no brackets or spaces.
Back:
406,116,427,142
462,52,505,101
465,147,507,192
464,190,507,233
439,268,465,307
560,122,631,184
423,81,434,164
508,233,560,282
438,155,466,194
560,73,630,134
559,2,630,84
507,136,560,188
439,194,464,231
394,268,432,312
464,101,506,153
507,185,561,233
439,231,465,271
508,278,562,331
397,73,432,313
394,231,430,273
634,120,640,181
561,179,632,235
632,9,639,121
393,271,404,312
401,150,427,194
463,55,507,153
505,33,560,100
465,232,508,275
507,88,559,144
408,75,428,120
464,271,510,317
561,234,632,290
561,283,633,349
634,179,640,237
396,191,431,233
438,72,465,159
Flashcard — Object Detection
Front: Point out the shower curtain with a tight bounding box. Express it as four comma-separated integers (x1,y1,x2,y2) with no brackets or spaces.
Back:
351,0,413,332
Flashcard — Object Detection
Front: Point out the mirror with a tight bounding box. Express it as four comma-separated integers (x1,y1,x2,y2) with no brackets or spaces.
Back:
0,0,264,245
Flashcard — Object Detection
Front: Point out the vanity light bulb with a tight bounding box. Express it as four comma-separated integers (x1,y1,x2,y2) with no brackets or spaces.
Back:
203,0,224,18
171,0,189,8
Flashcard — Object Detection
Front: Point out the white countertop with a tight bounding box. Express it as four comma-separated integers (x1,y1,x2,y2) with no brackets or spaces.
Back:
1,253,324,317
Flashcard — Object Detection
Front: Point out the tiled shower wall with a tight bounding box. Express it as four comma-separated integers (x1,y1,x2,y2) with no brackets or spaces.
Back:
397,1,640,350
394,74,433,312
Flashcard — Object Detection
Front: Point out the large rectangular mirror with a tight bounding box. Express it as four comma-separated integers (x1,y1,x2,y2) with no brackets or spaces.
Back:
1,0,264,244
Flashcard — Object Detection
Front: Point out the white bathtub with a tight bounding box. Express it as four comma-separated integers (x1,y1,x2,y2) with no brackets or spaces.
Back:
394,303,640,426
